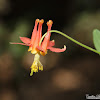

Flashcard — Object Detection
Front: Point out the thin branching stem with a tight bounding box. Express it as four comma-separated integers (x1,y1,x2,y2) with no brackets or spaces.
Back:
39,30,100,55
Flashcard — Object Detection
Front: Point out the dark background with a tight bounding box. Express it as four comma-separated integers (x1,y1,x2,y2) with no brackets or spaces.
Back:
0,0,100,100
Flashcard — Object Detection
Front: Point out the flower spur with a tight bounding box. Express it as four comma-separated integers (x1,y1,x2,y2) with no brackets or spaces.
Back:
10,19,66,76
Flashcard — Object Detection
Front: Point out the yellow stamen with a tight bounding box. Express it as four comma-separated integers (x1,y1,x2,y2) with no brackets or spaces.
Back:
30,53,43,76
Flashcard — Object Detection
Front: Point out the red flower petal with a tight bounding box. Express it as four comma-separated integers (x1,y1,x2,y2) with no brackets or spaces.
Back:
36,46,44,52
30,19,39,46
19,37,31,44
10,42,30,46
31,19,44,54
48,40,55,47
40,20,53,53
48,45,66,52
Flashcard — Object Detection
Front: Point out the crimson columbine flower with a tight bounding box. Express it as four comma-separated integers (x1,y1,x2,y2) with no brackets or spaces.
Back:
10,19,66,76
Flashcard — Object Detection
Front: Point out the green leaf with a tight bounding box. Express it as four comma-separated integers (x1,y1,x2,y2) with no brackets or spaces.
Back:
93,29,100,52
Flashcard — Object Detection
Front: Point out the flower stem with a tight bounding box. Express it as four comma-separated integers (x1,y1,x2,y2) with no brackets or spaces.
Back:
39,30,100,55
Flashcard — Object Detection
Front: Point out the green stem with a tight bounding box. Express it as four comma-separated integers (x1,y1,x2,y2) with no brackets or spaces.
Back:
39,30,100,55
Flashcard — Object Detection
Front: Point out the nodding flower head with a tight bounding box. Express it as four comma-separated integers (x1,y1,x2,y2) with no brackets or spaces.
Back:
10,19,66,76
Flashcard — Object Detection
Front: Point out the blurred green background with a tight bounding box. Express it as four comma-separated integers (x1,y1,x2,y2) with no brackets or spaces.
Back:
0,0,100,100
